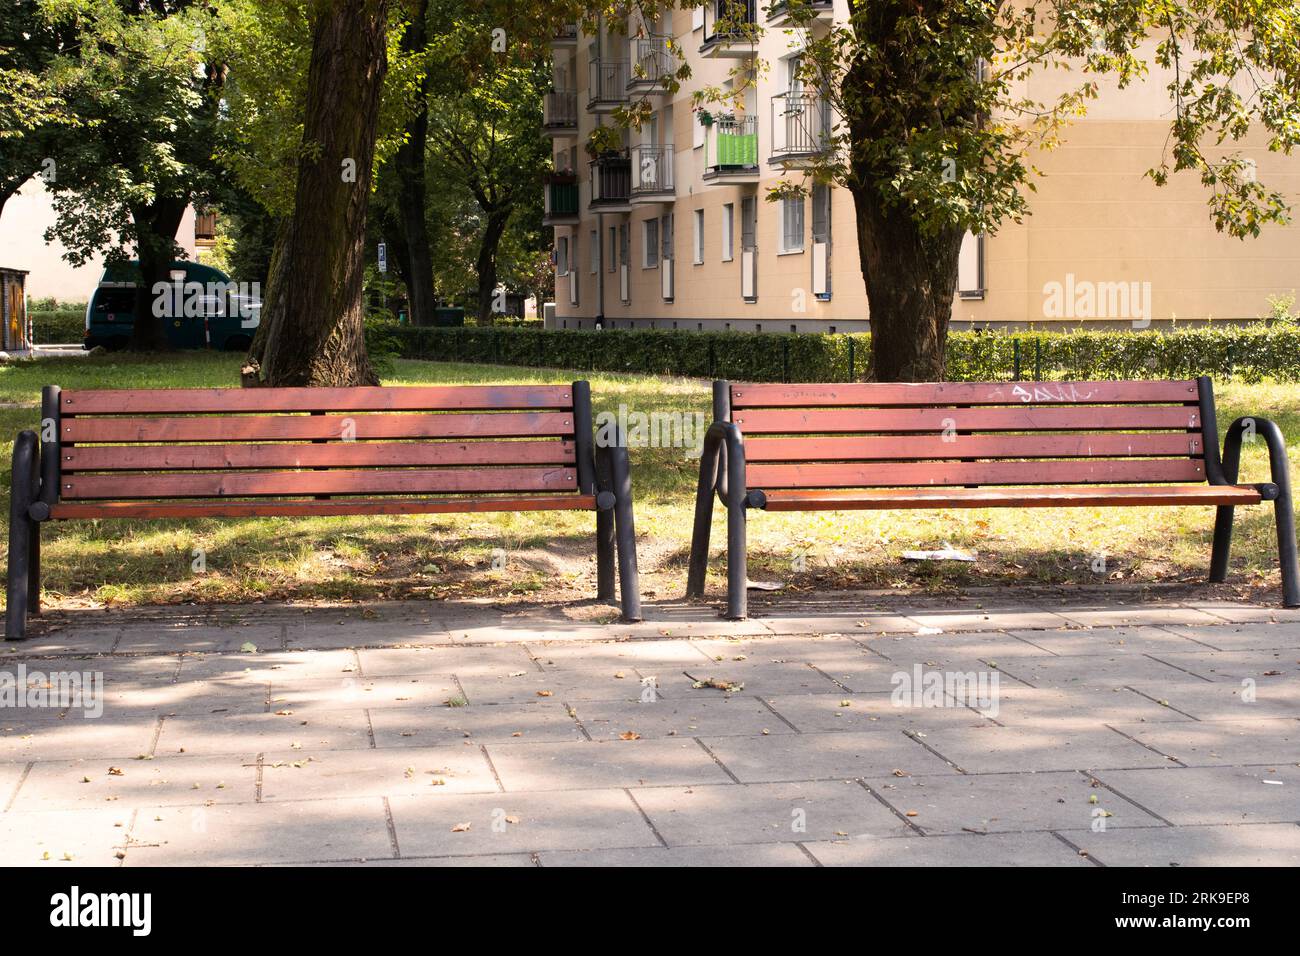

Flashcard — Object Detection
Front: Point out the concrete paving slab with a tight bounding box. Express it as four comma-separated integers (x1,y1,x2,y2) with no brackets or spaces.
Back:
1106,718,1300,767
11,752,257,811
572,696,795,741
539,843,815,866
99,679,272,719
179,649,359,683
0,717,159,762
1094,765,1300,825
761,692,996,735
991,654,1213,690
1123,678,1300,721
700,730,959,783
526,639,712,668
0,760,27,807
1162,622,1300,650
990,685,1197,729
904,609,1073,632
653,662,847,697
485,737,734,790
1187,603,1300,626
864,632,1054,661
454,668,652,705
867,770,1166,834
116,623,284,654
267,675,461,711
155,709,371,757
3,627,122,656
357,645,533,677
259,745,499,800
751,614,918,636
1073,822,1300,866
387,788,660,856
1006,626,1218,655
632,780,915,845
0,808,131,866
1056,606,1227,628
1147,648,1300,682
293,618,452,648
124,797,394,865
805,830,1093,867
911,725,1174,773
368,701,584,748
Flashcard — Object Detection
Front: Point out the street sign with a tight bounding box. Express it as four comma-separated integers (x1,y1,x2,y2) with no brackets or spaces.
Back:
378,242,388,273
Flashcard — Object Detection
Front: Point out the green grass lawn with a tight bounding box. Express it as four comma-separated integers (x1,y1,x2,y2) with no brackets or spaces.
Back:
1,350,1296,613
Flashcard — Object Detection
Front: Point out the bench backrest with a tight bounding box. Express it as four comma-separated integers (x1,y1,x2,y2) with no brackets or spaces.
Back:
724,380,1208,489
47,384,592,504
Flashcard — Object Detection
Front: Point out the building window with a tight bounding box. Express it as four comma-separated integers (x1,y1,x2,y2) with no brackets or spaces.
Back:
722,202,734,261
958,232,985,299
556,236,570,275
608,226,617,273
779,196,805,254
590,229,599,273
643,218,659,268
693,209,704,264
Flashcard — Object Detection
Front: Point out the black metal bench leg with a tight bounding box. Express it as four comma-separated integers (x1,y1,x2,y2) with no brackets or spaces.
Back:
595,508,615,602
1274,493,1300,608
686,442,722,599
607,444,641,622
724,429,748,621
1209,505,1235,583
28,513,41,616
6,431,38,640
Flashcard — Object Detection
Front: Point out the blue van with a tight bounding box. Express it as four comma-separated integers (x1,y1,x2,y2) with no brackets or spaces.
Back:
84,260,261,351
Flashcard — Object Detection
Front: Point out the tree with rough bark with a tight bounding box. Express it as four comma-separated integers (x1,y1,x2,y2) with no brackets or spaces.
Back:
245,0,391,386
560,0,1300,381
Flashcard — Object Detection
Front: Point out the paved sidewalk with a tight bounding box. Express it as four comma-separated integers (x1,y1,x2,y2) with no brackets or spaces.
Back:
2,594,1298,867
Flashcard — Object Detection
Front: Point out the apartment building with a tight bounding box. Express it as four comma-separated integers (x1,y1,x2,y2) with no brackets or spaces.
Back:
543,3,1300,332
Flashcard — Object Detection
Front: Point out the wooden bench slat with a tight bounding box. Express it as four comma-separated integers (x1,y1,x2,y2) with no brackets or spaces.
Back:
731,380,1198,408
61,467,578,500
733,405,1200,434
759,485,1261,510
62,440,577,472
60,412,576,443
747,458,1206,489
49,495,598,519
745,433,1201,462
61,385,574,415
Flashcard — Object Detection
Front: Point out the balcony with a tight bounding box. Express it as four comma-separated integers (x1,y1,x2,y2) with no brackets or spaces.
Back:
769,92,832,163
543,90,578,139
589,151,631,212
588,60,629,112
766,0,832,27
550,23,578,48
630,144,674,203
702,115,759,183
701,0,758,58
542,174,580,226
627,35,675,97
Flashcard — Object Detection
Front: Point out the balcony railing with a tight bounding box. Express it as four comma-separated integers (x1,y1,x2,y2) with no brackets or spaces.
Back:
543,175,580,221
589,151,631,206
629,35,675,91
766,0,832,24
702,0,757,49
704,115,759,174
543,90,578,133
631,144,673,196
552,23,578,44
588,60,630,108
771,92,832,157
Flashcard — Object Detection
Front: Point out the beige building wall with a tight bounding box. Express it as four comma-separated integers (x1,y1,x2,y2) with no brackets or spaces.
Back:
546,7,1300,331
0,177,199,303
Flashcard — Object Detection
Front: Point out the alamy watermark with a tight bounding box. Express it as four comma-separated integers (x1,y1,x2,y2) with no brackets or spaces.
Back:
1,665,104,717
890,664,1000,718
1042,273,1153,327
151,279,261,327
595,403,707,456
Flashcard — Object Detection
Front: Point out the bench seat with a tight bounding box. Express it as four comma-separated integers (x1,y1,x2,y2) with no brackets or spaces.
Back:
759,485,1265,511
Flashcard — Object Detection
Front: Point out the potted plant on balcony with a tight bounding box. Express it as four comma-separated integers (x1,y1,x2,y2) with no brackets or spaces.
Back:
585,127,624,160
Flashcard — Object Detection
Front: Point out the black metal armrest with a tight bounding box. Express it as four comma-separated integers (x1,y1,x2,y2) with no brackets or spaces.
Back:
1217,416,1291,502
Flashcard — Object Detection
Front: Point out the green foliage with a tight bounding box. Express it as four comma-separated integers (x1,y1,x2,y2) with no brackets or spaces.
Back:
29,309,85,344
374,321,1300,384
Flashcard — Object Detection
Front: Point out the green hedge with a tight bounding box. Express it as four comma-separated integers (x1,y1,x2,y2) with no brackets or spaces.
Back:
371,321,1300,383
29,309,86,345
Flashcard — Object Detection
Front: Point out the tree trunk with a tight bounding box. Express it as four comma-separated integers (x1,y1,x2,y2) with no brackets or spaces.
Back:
393,0,435,326
248,0,388,386
129,197,188,351
475,207,511,323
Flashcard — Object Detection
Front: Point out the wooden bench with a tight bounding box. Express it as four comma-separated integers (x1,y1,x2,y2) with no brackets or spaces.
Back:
687,377,1298,619
6,381,641,639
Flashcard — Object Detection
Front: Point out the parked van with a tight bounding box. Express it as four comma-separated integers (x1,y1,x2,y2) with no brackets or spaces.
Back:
84,260,261,351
